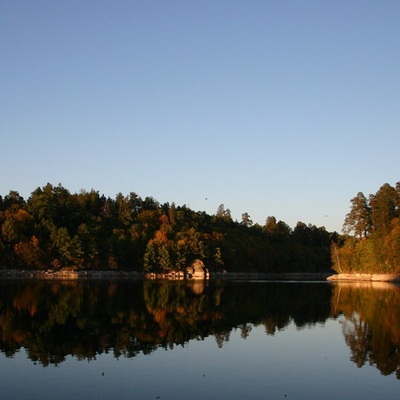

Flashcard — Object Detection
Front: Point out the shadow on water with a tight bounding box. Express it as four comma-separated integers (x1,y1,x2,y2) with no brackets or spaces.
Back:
0,279,399,378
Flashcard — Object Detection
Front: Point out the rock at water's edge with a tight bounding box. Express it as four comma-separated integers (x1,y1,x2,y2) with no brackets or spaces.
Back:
185,259,210,279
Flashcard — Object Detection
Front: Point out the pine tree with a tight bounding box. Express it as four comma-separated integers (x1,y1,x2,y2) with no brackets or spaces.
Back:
343,192,372,238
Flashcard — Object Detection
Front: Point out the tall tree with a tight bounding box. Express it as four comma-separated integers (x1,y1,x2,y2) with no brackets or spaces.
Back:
343,192,372,238
264,216,277,234
215,204,232,223
241,212,252,227
369,184,399,235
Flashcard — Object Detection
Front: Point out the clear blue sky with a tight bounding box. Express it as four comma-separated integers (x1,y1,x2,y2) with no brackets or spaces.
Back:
1,1,399,233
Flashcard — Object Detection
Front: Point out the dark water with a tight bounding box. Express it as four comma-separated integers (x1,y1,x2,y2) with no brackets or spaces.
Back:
0,279,399,399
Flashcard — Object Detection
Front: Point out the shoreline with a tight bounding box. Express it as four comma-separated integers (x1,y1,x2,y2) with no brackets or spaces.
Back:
0,269,143,280
3,269,399,283
0,269,332,281
327,273,400,282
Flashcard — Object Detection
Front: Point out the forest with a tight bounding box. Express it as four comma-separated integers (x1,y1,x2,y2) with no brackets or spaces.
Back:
332,181,400,274
1,181,399,275
0,183,334,274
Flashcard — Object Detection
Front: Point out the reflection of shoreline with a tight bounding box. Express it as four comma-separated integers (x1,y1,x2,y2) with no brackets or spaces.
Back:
2,280,400,378
328,273,400,282
330,281,400,290
331,282,400,377
0,280,332,365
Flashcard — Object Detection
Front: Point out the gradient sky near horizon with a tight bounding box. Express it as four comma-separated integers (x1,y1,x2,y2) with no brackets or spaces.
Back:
1,1,399,233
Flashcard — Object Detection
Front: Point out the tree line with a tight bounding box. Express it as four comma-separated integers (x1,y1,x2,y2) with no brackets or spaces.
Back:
332,181,400,274
0,183,334,273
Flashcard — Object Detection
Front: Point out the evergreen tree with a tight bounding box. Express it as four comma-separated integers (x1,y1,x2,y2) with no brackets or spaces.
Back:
343,192,371,238
369,183,399,235
241,212,252,227
333,181,400,274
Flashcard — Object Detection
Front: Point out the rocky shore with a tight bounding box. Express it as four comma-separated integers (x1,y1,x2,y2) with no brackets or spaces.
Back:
327,273,400,282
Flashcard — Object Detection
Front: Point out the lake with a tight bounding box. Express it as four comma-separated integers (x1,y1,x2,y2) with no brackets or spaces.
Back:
0,279,399,399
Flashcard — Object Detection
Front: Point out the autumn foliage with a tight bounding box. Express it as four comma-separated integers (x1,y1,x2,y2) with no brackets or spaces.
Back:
0,183,333,273
333,181,400,273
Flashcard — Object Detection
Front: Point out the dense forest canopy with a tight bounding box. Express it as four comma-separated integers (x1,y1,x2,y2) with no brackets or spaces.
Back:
0,183,334,274
332,181,400,274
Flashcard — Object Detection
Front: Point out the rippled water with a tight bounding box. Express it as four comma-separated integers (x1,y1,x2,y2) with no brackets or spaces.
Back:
0,279,399,399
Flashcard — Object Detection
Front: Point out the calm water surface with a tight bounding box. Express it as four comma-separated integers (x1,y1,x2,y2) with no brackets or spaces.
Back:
0,279,399,399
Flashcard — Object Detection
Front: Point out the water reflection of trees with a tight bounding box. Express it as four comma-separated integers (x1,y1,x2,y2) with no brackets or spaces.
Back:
1,280,400,379
0,280,331,365
331,282,400,378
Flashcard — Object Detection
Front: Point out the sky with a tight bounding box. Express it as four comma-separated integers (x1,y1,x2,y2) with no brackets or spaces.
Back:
1,0,399,233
